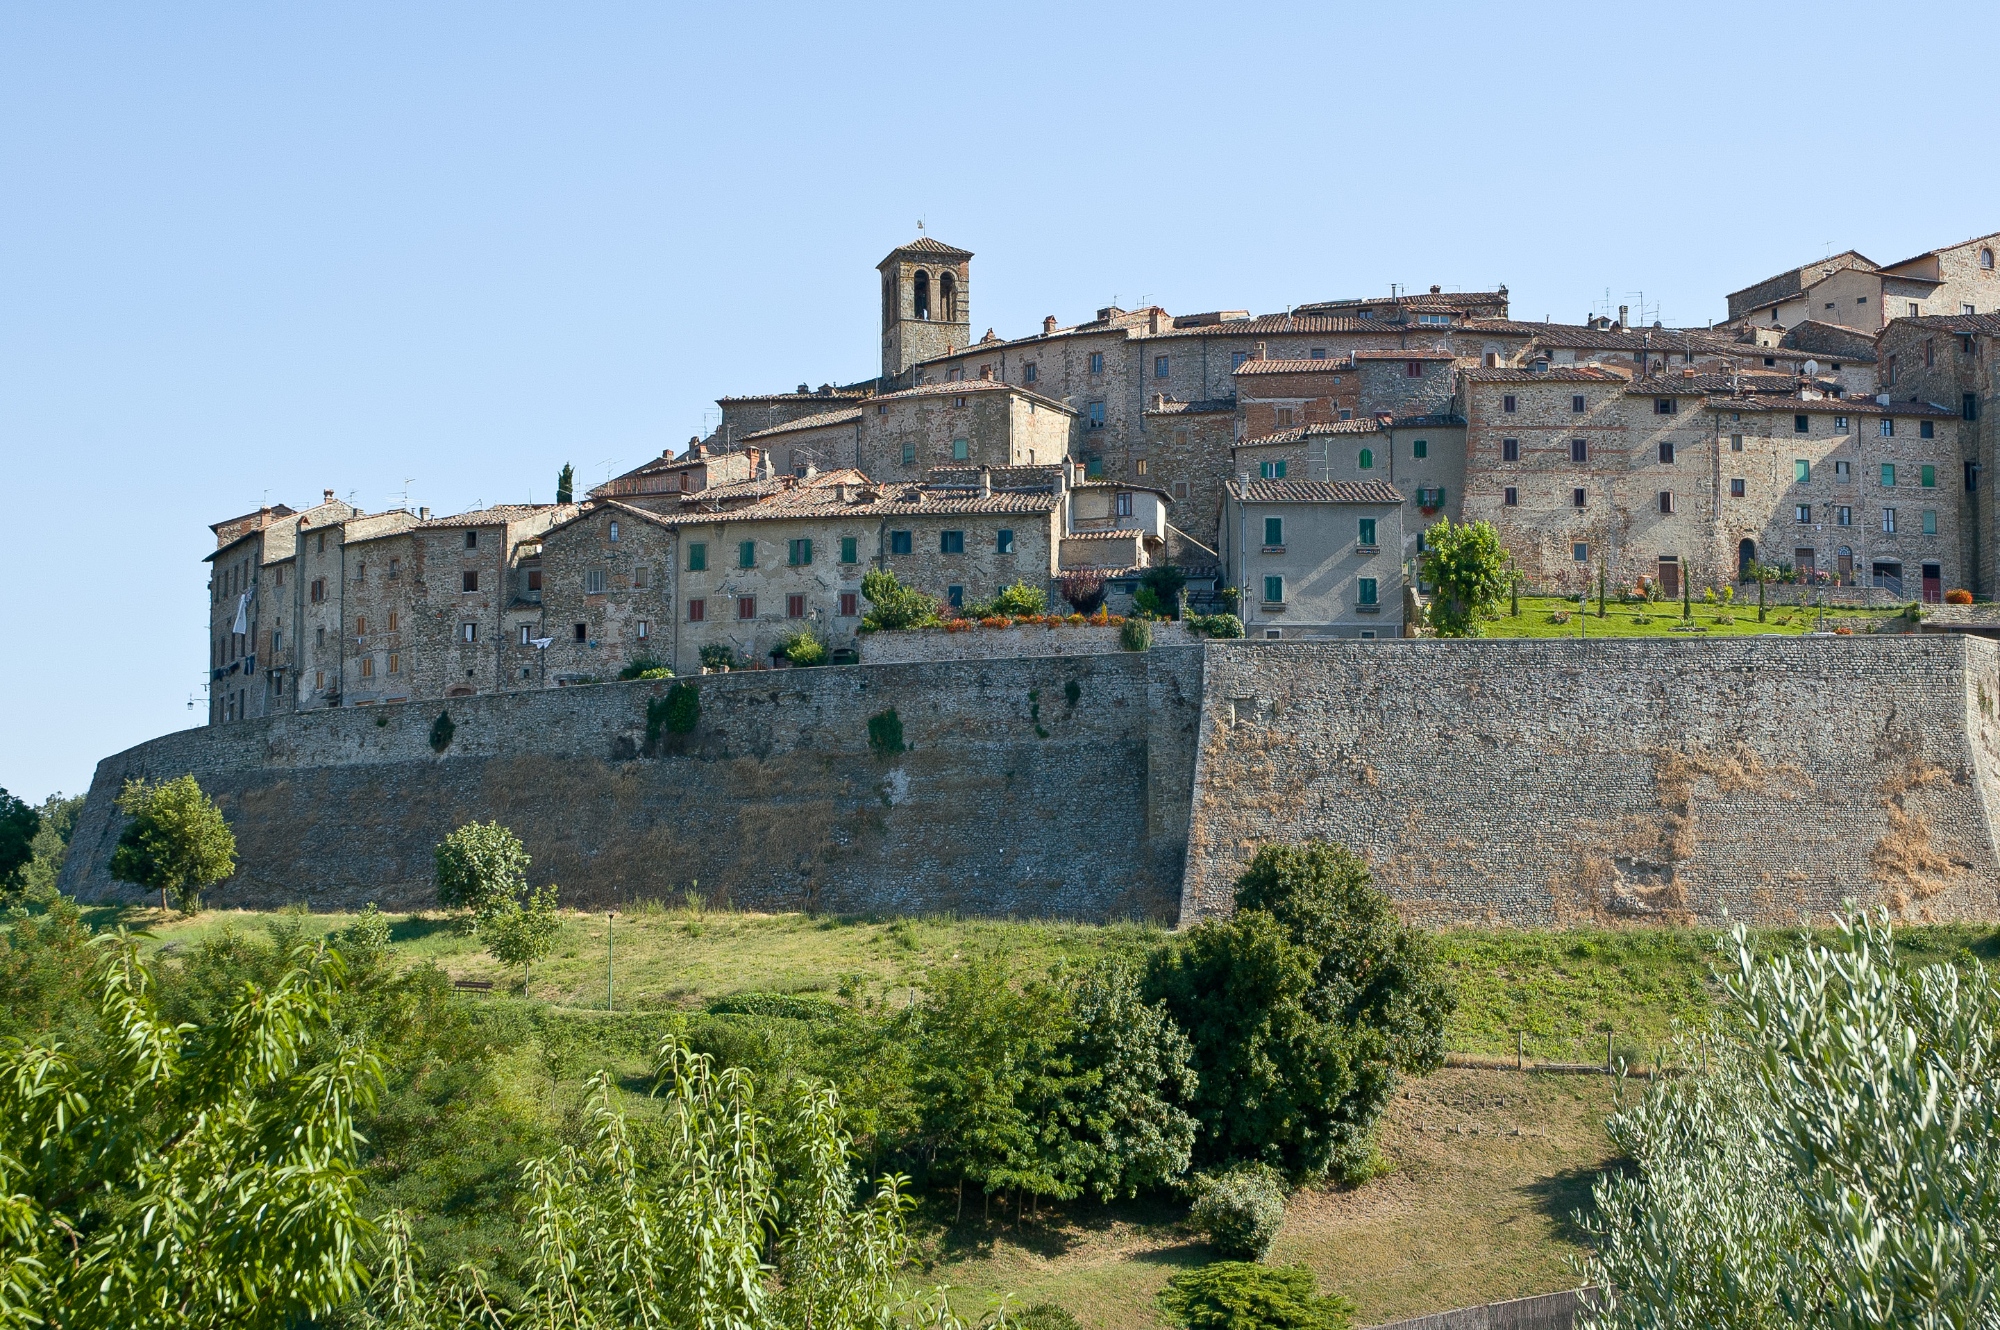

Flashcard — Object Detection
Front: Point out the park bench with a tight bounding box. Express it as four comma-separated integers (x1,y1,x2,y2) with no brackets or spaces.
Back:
452,978,496,996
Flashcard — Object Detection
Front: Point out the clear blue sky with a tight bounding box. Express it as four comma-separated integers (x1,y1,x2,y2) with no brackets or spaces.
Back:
4,1,1994,803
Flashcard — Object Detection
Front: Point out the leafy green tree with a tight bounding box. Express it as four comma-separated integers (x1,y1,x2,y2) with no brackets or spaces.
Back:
479,883,561,993
982,579,1049,617
555,462,574,505
0,894,100,1044
1156,1262,1353,1330
783,625,830,666
1136,565,1186,619
0,938,381,1328
16,793,83,902
107,774,236,912
363,1041,969,1330
433,821,530,915
1417,517,1512,637
1047,963,1198,1202
860,568,941,631
0,789,37,899
1582,912,2000,1330
1233,841,1454,1073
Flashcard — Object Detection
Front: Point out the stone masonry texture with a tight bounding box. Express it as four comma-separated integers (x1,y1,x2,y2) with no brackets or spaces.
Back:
66,637,2000,929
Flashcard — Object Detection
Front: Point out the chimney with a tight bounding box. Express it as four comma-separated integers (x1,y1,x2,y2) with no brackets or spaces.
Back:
1429,284,1441,294
1254,341,1267,361
419,506,430,521
980,364,994,381
1043,315,1057,335
979,466,992,498
324,488,335,503
1148,309,1160,335
836,481,853,503
802,462,817,479
796,383,809,394
1153,393,1166,410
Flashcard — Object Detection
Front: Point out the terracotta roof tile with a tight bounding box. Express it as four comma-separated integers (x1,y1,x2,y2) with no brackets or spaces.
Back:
1144,397,1237,415
739,407,863,440
1226,479,1406,504
1464,366,1631,384
881,236,973,260
1233,358,1354,375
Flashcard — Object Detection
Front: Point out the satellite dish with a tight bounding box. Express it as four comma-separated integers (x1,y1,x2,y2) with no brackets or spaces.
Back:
1803,359,1820,377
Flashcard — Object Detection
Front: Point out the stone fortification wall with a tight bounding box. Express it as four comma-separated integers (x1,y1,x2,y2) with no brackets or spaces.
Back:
63,651,1208,921
859,622,1200,664
1182,636,2000,926
62,637,2000,928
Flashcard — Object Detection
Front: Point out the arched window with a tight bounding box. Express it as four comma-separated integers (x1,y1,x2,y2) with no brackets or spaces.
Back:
913,270,930,321
1983,248,1995,270
939,271,958,321
1738,538,1756,580
882,271,896,327
1358,448,1373,469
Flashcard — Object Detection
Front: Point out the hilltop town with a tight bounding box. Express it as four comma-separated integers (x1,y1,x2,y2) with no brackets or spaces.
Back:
202,232,2000,723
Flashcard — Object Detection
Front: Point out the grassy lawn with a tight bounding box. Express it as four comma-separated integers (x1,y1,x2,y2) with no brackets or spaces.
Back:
1481,594,1909,639
920,1069,1622,1329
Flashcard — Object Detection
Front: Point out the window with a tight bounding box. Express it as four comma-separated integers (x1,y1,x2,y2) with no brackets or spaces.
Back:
314,670,324,690
1922,464,1936,488
1880,419,1895,438
1926,338,1936,368
463,623,479,643
901,442,916,465
737,596,756,620
1089,351,1104,375
275,566,285,588
688,598,705,622
1983,249,1995,270
585,568,607,594
1358,518,1377,547
1263,575,1284,603
1358,577,1379,605
608,520,620,542
1413,438,1428,458
316,627,325,647
1232,351,1247,368
940,530,965,554
1406,360,1422,377
1264,517,1284,547
1085,454,1104,478
633,565,650,589
1116,492,1134,517
788,538,812,566
465,530,478,550
1155,355,1170,378
1835,460,1851,481
360,655,374,679
787,594,805,619
519,623,532,645
1882,463,1896,487
1502,438,1519,461
1967,394,1981,422
1796,503,1812,522
1887,354,1897,385
1794,414,1810,434
1883,509,1897,534
839,591,858,616
462,570,479,592
1174,482,1189,500
1731,433,1743,452
1659,441,1675,464
1838,506,1851,526
1275,407,1294,427
388,653,399,674
739,540,756,568
840,536,857,564
952,438,969,460
1795,459,1811,484
1358,448,1374,469
1729,477,1746,498
1835,416,1850,433
1572,487,1587,508
355,615,367,635
1924,509,1938,535
1660,492,1676,515
1135,458,1148,475
1570,438,1588,463
1565,394,1584,414
947,585,963,609
997,528,1015,554
1504,486,1518,506
1259,460,1287,479
355,562,366,583
1024,362,1038,384
1503,394,1517,413
1088,401,1105,429
1921,420,1935,440
1909,303,1921,317
688,542,707,571
1574,542,1589,562
890,530,912,555
1655,397,1676,415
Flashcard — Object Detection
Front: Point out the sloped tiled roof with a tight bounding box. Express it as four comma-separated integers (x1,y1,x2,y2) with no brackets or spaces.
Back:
1881,230,2000,272
1144,397,1236,415
422,504,559,529
715,389,867,405
1152,313,1384,339
1352,349,1458,362
1714,395,1959,418
1463,366,1631,384
1234,357,1353,375
1629,373,1839,396
881,236,973,261
1226,479,1405,504
1890,312,2000,336
879,380,1076,412
739,407,863,441
1296,289,1508,314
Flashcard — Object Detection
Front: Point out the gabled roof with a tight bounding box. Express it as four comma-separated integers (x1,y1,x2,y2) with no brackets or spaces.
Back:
739,407,863,441
1234,357,1353,375
1888,312,2000,336
539,498,681,541
879,236,973,266
1726,250,1878,311
1880,230,2000,273
1226,479,1405,505
422,504,560,529
876,380,1077,413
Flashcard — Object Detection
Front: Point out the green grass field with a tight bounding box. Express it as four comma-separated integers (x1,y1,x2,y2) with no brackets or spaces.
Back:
1480,594,1908,639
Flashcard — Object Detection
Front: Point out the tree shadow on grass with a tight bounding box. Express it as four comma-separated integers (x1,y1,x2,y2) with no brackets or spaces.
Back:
389,914,464,945
1522,1160,1631,1247
925,1194,1185,1264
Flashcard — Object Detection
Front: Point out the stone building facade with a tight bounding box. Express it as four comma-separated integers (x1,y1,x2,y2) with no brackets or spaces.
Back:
1878,313,2000,596
1221,479,1406,639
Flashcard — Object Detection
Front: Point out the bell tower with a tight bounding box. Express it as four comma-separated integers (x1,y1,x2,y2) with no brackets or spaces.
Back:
879,235,972,383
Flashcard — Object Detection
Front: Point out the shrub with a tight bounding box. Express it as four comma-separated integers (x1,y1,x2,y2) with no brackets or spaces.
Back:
1189,1163,1288,1259
698,642,739,672
782,627,828,667
1121,617,1153,651
1138,564,1186,617
867,708,905,757
1133,586,1169,618
1016,1304,1084,1330
1947,587,1974,605
1189,613,1245,639
860,568,940,631
1156,1263,1352,1330
108,775,237,913
429,710,456,752
980,579,1048,618
618,656,673,681
434,820,530,915
705,992,848,1022
647,682,700,745
1058,570,1109,614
